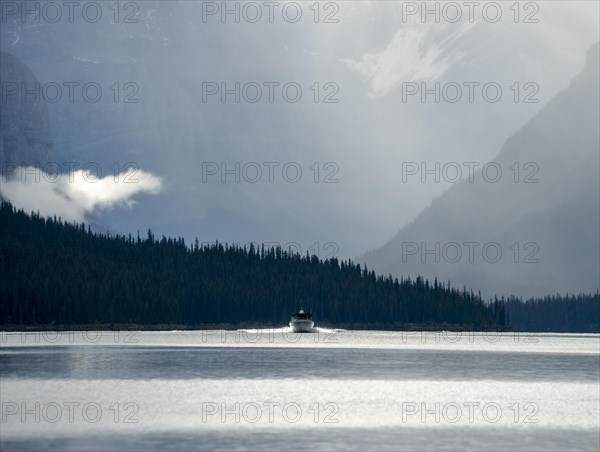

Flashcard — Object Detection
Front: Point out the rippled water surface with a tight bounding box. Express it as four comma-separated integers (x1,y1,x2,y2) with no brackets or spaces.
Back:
1,330,599,451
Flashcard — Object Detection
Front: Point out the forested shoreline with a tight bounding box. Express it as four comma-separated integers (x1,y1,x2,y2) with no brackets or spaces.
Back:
504,294,599,332
1,201,598,332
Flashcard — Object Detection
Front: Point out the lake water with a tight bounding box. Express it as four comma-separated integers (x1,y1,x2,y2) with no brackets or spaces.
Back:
1,329,599,451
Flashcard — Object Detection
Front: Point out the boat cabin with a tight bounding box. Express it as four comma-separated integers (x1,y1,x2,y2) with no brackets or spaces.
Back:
291,309,312,320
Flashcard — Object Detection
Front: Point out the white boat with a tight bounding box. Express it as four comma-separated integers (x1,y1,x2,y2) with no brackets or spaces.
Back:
289,309,314,333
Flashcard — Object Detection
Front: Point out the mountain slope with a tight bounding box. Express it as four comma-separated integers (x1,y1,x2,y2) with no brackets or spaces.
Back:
0,52,53,174
361,43,600,298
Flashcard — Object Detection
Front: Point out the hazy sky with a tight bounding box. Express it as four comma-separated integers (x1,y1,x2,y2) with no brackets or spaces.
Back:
1,1,598,259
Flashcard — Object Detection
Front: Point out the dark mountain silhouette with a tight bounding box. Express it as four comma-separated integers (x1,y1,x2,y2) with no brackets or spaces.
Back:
361,43,600,298
0,52,53,174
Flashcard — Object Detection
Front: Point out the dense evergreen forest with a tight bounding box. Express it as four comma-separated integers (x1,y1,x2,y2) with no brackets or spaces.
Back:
504,294,599,333
1,201,504,329
0,201,597,331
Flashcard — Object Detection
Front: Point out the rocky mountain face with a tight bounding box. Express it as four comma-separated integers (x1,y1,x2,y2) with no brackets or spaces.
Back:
0,52,53,175
361,43,600,299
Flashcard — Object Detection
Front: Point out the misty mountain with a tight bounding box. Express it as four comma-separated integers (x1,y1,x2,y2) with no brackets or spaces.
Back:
361,43,600,299
0,51,52,174
1,3,598,258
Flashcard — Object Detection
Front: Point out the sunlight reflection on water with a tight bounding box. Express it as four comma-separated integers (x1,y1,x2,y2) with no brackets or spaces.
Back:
1,331,598,451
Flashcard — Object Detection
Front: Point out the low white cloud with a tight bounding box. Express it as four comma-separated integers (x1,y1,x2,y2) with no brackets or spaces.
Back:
0,167,163,222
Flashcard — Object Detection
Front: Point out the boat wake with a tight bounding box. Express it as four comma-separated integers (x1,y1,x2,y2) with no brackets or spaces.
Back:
238,326,343,335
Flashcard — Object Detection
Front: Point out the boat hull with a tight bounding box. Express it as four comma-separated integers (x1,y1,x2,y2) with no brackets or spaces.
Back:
289,319,314,333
